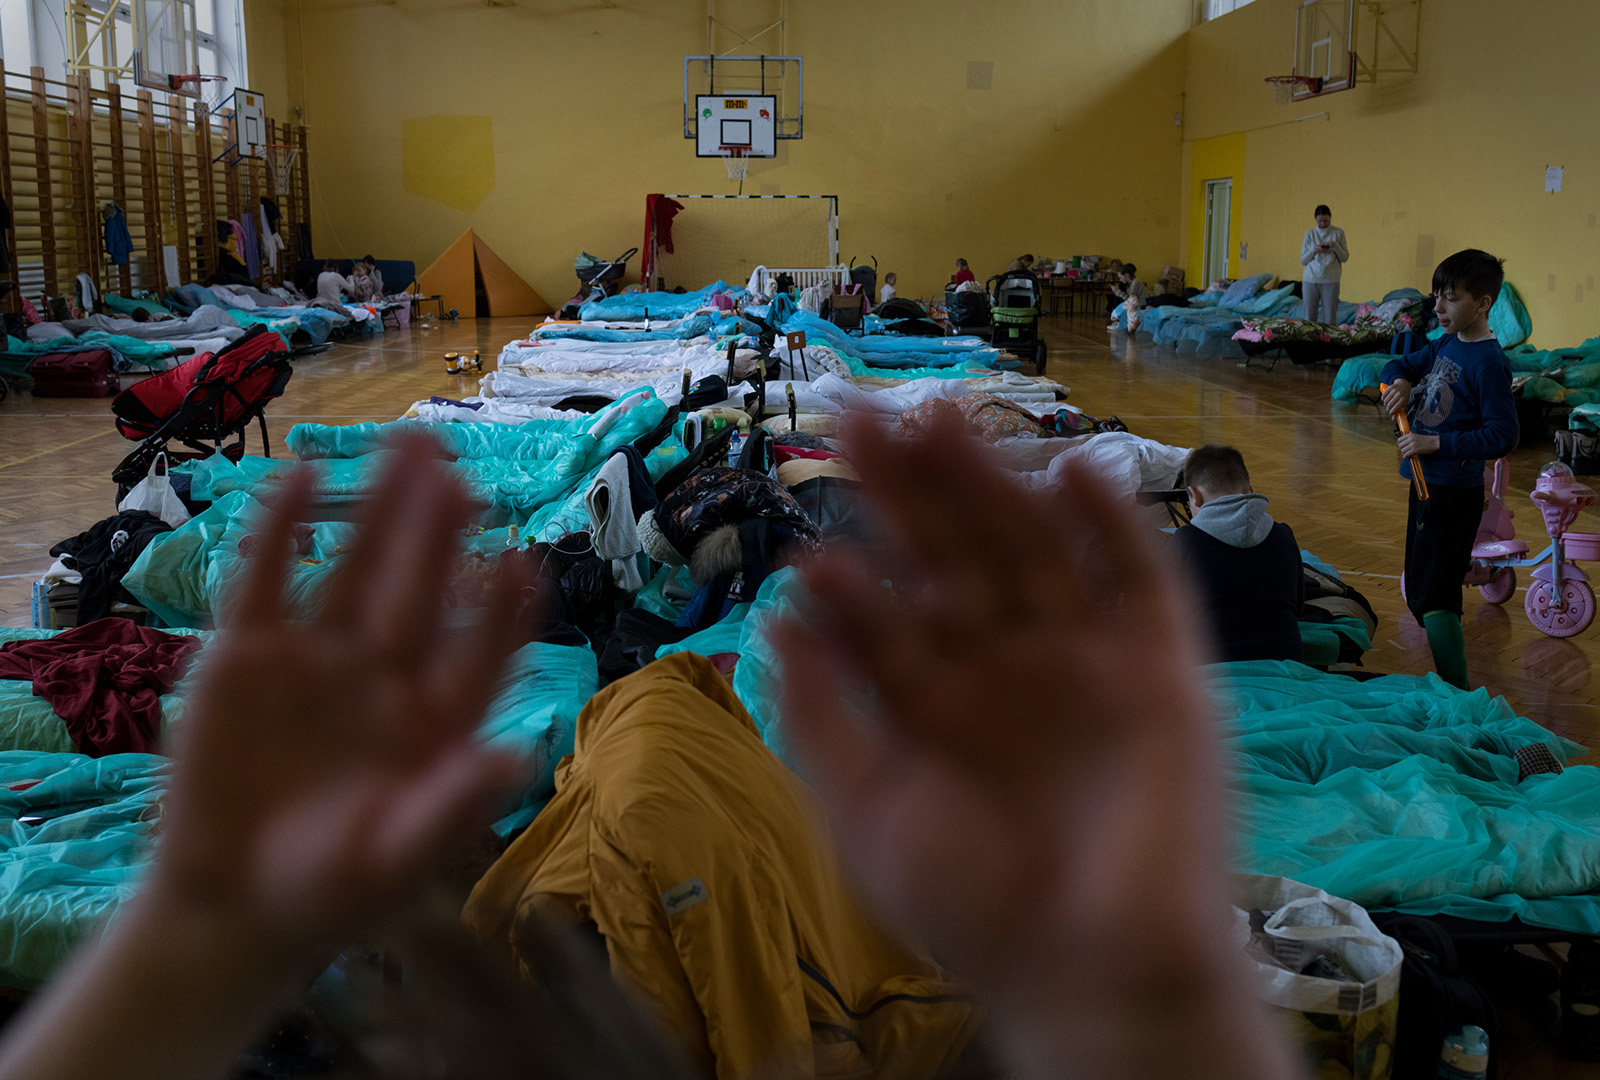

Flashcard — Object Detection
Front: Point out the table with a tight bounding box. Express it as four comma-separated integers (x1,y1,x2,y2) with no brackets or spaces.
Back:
1045,279,1114,317
410,293,445,321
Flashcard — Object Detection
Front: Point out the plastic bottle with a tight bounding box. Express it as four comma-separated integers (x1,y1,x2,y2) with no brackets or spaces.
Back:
727,431,743,468
1435,1025,1488,1080
505,523,521,551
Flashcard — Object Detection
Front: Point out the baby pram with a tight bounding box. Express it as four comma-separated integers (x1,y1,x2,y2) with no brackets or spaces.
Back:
110,326,297,489
559,247,639,318
944,286,990,334
987,272,1047,375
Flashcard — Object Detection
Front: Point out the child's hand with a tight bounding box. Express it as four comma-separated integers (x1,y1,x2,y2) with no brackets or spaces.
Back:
1380,379,1412,416
1398,432,1439,457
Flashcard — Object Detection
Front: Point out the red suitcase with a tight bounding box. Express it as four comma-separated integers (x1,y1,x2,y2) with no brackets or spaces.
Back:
28,349,120,397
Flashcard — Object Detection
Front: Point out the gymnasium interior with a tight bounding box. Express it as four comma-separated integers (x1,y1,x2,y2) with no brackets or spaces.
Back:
0,2,1595,1078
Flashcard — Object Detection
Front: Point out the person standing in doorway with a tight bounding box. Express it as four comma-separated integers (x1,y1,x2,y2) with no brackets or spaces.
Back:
1300,204,1349,322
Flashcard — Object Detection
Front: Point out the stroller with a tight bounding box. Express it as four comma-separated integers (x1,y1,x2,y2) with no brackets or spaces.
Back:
111,325,297,489
848,255,878,299
562,248,639,317
944,285,991,334
987,271,1047,374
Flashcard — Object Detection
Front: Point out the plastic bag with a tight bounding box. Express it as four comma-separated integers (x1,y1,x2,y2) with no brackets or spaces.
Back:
1234,875,1402,1080
117,453,190,527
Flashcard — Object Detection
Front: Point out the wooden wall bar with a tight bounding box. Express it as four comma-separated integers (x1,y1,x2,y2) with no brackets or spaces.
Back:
0,70,311,313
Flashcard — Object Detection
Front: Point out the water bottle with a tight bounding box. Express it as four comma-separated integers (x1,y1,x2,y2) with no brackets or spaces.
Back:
504,523,521,551
726,431,743,468
1435,1025,1488,1080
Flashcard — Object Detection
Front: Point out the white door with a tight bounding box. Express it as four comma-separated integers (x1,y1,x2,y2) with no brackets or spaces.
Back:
1203,179,1233,287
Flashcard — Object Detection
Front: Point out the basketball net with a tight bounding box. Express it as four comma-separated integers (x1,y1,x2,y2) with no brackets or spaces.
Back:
722,147,749,188
1264,74,1320,104
261,144,301,197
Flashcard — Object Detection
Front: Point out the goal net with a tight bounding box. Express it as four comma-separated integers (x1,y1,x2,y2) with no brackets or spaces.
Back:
647,195,838,293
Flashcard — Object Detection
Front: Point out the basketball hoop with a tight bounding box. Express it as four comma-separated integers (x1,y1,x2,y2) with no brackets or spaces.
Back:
168,73,227,92
1264,74,1321,104
261,143,301,197
721,147,750,183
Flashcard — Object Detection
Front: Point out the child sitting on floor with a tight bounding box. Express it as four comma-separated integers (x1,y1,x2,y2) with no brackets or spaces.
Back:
1107,264,1149,331
879,272,897,305
1172,444,1304,663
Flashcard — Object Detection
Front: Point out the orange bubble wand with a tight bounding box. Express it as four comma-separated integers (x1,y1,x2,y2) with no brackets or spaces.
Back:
1381,383,1430,502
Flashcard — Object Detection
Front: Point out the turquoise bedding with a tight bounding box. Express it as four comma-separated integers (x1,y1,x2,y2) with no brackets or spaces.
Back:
0,751,167,988
1220,661,1600,932
578,282,731,322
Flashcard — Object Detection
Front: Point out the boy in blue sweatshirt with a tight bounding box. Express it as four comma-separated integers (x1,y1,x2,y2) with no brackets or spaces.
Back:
1380,250,1518,689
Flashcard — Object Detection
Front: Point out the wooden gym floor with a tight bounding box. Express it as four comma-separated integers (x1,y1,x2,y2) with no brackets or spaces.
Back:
1,313,1596,761
0,310,1596,1075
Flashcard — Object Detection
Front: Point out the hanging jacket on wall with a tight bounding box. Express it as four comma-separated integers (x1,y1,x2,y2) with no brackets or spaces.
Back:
102,203,133,266
48,510,173,624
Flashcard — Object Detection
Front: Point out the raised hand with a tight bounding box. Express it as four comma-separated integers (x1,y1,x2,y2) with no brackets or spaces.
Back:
0,435,533,1080
158,434,530,946
775,415,1299,1080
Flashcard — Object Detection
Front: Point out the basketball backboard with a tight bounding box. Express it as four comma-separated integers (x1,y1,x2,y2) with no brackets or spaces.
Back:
695,95,776,158
229,89,267,157
684,55,802,147
1293,0,1356,100
132,0,201,97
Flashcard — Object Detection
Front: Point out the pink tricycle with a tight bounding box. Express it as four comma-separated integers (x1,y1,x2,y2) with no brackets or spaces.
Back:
1461,459,1599,637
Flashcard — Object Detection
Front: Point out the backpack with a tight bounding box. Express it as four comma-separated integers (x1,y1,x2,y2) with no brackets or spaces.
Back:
1376,916,1500,1079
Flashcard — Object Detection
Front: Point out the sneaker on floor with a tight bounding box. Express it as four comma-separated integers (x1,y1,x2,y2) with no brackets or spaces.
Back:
1106,323,1121,332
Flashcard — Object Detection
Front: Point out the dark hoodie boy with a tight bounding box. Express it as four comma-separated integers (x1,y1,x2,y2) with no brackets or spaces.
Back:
1172,445,1304,663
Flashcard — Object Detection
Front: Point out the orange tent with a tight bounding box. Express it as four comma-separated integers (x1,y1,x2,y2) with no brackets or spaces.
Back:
416,230,552,318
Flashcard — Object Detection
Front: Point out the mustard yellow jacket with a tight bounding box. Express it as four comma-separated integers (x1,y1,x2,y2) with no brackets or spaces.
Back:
464,652,979,1080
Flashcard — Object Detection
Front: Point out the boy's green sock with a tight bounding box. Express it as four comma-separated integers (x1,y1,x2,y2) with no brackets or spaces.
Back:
1421,610,1469,689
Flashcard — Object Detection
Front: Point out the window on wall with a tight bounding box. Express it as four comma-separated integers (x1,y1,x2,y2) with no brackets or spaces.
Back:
1204,0,1260,19
0,0,247,94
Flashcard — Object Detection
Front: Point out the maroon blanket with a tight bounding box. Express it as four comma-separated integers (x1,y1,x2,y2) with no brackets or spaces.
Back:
0,620,200,756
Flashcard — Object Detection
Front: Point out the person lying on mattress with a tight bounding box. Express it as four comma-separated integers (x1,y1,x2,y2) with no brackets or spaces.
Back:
1172,444,1305,663
0,432,1300,1080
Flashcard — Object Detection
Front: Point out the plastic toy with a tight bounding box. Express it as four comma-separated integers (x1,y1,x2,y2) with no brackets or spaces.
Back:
1428,460,1599,637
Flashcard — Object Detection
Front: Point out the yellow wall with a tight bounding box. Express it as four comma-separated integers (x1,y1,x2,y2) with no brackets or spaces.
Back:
242,0,291,116
1183,0,1600,345
248,0,1193,306
1184,133,1244,286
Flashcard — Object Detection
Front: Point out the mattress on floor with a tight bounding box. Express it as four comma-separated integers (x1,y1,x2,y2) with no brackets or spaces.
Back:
1216,661,1600,933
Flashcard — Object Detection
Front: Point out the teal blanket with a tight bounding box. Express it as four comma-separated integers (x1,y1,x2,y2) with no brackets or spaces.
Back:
1219,661,1600,931
0,751,167,988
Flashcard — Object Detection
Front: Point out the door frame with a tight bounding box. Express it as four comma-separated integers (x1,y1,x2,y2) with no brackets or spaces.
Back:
1202,177,1233,287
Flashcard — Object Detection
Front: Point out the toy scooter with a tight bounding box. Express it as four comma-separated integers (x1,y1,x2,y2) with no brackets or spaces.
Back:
1460,460,1598,637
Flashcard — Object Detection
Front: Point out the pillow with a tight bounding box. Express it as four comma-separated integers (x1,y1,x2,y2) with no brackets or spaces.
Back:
1381,288,1424,305
1372,296,1418,322
1235,285,1297,316
1220,273,1272,307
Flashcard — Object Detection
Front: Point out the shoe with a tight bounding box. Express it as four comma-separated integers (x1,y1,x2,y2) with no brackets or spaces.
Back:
1106,323,1120,332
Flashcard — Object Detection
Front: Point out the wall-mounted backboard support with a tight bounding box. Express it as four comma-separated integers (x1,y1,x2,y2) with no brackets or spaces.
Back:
1291,0,1421,102
684,55,802,145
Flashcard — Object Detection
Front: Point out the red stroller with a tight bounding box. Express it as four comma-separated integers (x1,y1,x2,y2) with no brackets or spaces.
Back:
111,326,297,488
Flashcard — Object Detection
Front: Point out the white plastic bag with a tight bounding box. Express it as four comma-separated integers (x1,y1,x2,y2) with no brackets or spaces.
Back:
1233,875,1402,1080
117,453,191,527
